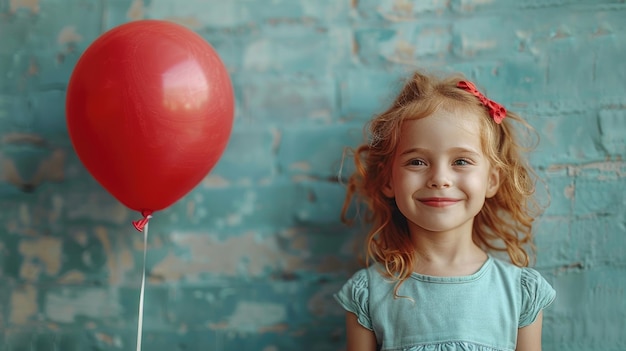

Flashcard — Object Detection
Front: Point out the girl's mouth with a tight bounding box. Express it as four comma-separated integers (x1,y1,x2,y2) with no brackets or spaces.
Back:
418,198,460,207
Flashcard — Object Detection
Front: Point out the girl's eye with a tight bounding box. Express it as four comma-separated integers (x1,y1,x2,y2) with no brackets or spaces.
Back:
453,159,471,166
407,159,426,166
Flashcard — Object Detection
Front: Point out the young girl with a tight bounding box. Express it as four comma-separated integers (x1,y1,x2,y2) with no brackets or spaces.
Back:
335,71,556,351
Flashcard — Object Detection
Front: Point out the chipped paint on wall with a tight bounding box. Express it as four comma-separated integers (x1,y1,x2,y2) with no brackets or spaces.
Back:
9,0,40,14
19,236,62,279
44,288,122,324
151,230,307,281
10,285,37,324
223,301,286,333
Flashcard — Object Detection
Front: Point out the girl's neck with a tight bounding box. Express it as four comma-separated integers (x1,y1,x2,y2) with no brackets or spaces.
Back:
409,223,488,277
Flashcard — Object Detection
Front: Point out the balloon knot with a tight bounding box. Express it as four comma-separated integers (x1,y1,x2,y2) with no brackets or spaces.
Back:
132,210,154,232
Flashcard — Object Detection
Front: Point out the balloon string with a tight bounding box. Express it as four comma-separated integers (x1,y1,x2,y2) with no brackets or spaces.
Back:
132,210,153,232
136,220,149,351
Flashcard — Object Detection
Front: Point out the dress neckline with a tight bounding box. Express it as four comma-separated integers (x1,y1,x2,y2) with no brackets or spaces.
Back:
409,255,493,283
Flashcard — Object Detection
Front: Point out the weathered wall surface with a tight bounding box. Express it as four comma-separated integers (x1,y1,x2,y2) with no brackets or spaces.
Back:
0,0,624,350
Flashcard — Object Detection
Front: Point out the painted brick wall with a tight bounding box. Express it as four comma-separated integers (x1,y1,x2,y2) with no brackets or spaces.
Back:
0,0,625,350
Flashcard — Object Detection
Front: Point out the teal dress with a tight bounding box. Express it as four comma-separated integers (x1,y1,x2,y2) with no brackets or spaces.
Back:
334,256,556,351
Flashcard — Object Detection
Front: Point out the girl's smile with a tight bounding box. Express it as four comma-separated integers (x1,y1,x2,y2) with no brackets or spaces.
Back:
417,197,461,207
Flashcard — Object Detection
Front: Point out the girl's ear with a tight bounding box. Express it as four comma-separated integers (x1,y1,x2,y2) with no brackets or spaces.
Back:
382,179,394,198
486,167,500,198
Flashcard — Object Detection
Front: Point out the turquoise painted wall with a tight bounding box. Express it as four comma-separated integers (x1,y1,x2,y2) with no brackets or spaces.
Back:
1,0,625,350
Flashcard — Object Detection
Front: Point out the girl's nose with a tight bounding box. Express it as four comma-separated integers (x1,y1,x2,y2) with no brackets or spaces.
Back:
427,167,452,189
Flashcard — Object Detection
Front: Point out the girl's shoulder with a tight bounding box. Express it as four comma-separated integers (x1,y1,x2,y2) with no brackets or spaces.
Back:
334,266,377,330
336,264,387,295
490,257,557,327
518,265,557,327
489,256,553,284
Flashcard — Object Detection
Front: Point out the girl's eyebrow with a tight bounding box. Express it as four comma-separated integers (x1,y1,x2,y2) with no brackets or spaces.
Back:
398,147,429,156
399,147,482,158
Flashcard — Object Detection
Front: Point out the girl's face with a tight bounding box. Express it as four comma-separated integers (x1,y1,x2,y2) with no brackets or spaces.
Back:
382,108,500,236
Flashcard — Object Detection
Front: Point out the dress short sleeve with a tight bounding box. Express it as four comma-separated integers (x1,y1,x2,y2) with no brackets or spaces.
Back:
519,267,556,328
334,269,372,330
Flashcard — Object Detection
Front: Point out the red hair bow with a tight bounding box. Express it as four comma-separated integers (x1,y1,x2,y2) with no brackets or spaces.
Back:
457,81,506,124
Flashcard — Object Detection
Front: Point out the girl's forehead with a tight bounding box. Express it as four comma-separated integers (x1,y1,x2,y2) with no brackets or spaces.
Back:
396,109,485,151
402,97,485,121
403,108,483,134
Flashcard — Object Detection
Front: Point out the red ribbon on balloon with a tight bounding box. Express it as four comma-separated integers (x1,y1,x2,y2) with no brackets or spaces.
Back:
132,210,154,232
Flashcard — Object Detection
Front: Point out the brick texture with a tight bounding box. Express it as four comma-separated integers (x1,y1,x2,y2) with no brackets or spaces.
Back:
0,0,625,350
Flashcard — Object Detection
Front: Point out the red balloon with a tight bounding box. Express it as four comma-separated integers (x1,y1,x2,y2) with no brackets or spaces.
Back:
66,20,234,213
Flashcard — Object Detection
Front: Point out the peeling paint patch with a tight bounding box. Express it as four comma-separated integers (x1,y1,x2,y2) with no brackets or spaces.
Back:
66,199,129,224
19,236,62,278
18,203,30,225
289,161,311,172
564,184,575,200
44,288,121,323
94,226,120,284
308,284,344,318
548,161,626,179
126,0,145,21
598,109,626,155
57,26,82,45
10,285,37,324
95,332,123,348
162,16,204,30
57,270,86,284
151,231,305,281
49,195,64,223
220,191,256,227
225,301,286,333
458,0,495,11
202,174,231,188
117,246,135,284
9,0,40,14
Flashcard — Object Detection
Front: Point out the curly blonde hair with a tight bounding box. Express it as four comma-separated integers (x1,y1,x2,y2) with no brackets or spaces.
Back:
341,71,544,296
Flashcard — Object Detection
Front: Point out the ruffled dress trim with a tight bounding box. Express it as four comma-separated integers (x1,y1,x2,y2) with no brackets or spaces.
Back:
334,269,372,330
519,267,556,327
384,340,512,351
